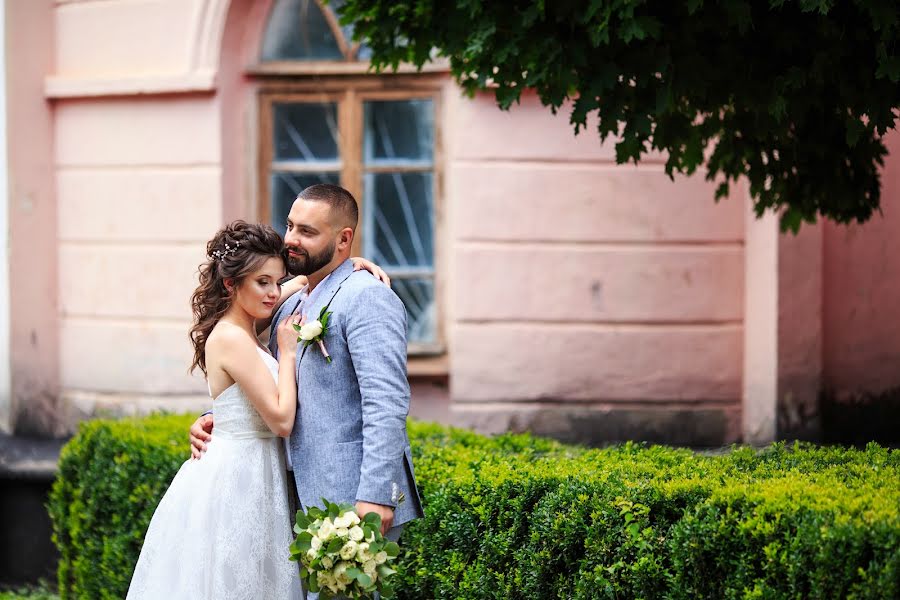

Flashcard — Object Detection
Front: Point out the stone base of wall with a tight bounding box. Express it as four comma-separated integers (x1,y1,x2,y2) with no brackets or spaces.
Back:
820,387,900,446
0,433,64,586
451,402,742,448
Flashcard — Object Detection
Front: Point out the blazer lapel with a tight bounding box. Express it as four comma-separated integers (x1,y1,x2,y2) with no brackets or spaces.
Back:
297,259,355,363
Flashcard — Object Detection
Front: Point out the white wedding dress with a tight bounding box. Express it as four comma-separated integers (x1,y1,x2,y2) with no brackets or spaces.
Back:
127,347,303,600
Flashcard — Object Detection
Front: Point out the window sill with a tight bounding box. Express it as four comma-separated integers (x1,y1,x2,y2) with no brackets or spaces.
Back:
248,59,450,77
407,353,448,377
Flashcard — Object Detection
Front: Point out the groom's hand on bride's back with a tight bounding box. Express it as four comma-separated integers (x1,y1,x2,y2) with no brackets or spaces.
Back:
189,414,214,459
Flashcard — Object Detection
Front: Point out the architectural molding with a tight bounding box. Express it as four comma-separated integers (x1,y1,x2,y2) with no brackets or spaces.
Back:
45,69,217,98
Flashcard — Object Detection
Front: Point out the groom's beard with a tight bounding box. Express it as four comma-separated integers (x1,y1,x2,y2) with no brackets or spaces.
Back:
287,241,336,276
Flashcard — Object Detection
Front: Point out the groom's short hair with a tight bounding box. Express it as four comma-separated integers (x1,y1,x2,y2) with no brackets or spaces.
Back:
297,184,359,231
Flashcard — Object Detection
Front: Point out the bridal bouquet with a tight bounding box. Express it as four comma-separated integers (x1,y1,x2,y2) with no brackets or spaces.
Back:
289,499,400,599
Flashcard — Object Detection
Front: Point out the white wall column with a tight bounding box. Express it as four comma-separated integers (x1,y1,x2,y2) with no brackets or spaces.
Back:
742,194,779,444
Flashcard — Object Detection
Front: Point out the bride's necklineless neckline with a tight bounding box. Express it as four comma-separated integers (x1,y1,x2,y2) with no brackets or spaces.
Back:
218,319,272,356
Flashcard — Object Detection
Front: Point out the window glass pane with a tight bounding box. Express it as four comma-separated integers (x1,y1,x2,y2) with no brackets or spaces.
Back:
355,42,373,61
326,0,372,59
261,0,344,61
273,103,339,162
271,172,340,233
392,277,436,345
364,172,434,268
364,100,434,163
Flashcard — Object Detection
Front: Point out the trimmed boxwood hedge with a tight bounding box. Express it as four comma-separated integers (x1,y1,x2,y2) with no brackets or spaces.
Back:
49,415,899,599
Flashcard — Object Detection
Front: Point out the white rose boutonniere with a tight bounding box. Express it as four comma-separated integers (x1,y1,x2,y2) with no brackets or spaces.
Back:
295,305,333,364
298,320,323,341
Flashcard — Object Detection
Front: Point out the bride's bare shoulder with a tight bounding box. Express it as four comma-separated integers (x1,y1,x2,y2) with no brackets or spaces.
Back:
206,321,255,357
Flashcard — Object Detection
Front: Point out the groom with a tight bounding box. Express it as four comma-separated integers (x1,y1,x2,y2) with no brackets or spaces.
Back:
190,184,423,594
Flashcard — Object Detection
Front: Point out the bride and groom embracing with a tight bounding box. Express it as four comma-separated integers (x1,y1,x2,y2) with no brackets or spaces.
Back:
127,184,424,599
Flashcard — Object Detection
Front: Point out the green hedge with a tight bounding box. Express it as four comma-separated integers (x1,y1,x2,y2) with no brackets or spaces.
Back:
49,416,899,599
48,414,195,600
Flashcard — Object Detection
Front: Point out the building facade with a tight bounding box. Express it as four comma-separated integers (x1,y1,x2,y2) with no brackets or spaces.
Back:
2,0,899,445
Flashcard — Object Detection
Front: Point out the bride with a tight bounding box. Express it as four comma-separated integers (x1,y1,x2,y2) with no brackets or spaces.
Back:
126,221,387,599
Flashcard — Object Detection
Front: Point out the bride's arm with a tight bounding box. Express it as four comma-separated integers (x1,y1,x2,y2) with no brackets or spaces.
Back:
221,320,301,437
255,275,308,335
350,257,391,287
256,257,391,336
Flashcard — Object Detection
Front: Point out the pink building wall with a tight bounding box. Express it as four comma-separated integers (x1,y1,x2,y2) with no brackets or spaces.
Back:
823,130,900,399
776,221,824,438
446,91,745,445
47,0,228,420
3,0,897,443
5,0,61,435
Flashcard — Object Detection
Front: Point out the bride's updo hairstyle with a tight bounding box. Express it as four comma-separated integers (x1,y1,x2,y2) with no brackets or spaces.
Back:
189,221,287,375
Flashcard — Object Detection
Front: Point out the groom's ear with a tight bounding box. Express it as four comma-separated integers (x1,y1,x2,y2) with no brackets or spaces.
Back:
337,227,354,251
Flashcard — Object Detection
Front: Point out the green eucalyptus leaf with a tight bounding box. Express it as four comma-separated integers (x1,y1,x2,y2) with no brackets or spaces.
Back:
384,541,400,557
294,511,311,530
363,512,382,528
377,564,397,578
326,538,344,554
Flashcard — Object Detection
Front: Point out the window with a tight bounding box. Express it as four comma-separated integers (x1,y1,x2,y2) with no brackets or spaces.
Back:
256,0,443,354
260,0,372,64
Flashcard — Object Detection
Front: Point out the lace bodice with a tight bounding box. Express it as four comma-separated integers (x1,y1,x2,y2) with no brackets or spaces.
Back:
211,347,279,438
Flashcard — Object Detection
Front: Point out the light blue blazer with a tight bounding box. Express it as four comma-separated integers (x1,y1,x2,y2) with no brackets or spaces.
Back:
269,259,424,527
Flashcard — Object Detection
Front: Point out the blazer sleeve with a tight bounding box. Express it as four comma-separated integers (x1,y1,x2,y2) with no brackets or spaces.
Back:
345,283,410,507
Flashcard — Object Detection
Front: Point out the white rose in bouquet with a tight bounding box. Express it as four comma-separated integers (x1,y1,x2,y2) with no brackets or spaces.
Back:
355,542,370,562
363,560,377,576
340,540,359,560
334,562,351,585
349,526,365,541
333,513,354,529
317,518,335,540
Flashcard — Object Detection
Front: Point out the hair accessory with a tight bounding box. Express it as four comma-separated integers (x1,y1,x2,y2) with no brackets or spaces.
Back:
208,240,241,261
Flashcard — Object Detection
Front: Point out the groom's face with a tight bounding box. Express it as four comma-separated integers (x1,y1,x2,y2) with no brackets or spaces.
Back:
284,199,337,276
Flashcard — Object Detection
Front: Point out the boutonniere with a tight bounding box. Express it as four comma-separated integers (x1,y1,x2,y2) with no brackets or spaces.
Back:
295,306,333,363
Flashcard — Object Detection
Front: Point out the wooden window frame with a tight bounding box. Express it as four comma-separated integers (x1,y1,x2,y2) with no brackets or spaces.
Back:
256,75,447,364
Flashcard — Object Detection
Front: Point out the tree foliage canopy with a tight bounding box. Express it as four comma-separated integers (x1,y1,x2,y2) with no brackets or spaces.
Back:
338,0,900,230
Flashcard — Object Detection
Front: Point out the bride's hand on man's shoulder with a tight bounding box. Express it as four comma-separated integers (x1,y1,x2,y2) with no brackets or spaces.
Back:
351,257,391,287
